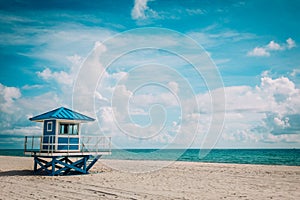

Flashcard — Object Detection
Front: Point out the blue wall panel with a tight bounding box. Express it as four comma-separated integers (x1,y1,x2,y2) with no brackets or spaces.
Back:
42,145,55,151
57,137,79,150
57,145,79,150
42,120,56,151
43,120,56,136
58,137,79,144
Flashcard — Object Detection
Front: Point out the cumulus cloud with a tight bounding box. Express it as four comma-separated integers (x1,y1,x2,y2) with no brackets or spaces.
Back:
131,0,157,20
67,54,83,69
247,38,296,57
267,40,282,50
287,38,296,49
92,61,300,148
167,81,179,94
273,116,290,128
2,23,299,148
36,53,83,87
220,75,300,145
0,88,63,141
291,68,300,77
0,83,21,114
131,0,148,19
262,133,300,144
37,68,73,86
247,47,270,57
4,66,300,148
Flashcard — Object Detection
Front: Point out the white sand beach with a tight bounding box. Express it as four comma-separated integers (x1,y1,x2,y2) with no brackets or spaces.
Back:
0,156,299,200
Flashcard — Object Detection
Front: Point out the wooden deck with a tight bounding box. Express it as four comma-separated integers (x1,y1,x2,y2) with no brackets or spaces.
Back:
24,150,111,157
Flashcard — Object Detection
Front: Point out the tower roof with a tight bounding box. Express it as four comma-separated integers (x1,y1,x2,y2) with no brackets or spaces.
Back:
29,107,95,122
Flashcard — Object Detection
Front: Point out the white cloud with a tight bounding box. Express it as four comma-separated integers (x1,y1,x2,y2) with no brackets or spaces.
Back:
92,57,300,148
3,66,300,148
189,29,256,48
36,53,84,87
291,68,300,77
131,0,157,20
17,24,114,66
222,129,260,143
267,40,282,50
131,3,203,22
287,38,296,49
261,133,300,144
247,47,270,57
261,70,270,77
247,38,296,57
130,92,179,108
167,81,179,94
67,54,83,69
95,91,109,103
131,0,148,19
22,84,43,90
0,83,21,114
4,125,42,136
220,75,300,145
0,90,63,140
186,8,204,15
37,68,73,85
273,117,290,128
2,21,299,148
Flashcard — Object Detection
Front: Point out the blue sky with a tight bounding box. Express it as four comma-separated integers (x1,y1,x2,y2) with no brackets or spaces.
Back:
0,0,300,149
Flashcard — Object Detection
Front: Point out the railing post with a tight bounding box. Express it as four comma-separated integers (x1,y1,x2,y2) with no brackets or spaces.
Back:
40,136,42,152
79,136,81,152
31,136,34,151
52,135,54,155
47,135,50,154
24,136,28,153
109,137,111,152
81,136,83,152
68,134,70,154
94,136,101,153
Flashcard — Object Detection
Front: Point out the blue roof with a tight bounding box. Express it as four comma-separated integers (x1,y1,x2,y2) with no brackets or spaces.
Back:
29,107,95,122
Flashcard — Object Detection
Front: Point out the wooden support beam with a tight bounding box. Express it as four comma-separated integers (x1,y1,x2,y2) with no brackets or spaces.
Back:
86,155,101,172
34,157,52,174
55,158,86,174
55,156,87,175
32,155,100,176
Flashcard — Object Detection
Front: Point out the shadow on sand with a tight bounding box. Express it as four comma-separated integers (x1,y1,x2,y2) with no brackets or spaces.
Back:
0,170,33,176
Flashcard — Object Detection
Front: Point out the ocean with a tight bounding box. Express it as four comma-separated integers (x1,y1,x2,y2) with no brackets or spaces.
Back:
0,149,299,166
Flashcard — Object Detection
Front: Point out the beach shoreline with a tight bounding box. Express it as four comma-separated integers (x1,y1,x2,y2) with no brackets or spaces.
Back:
0,156,299,199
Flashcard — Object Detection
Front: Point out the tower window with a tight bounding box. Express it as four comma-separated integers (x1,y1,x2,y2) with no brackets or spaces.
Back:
47,122,52,132
59,123,79,135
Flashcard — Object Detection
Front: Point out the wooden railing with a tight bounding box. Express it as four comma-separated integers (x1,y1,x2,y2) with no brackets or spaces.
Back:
24,135,111,155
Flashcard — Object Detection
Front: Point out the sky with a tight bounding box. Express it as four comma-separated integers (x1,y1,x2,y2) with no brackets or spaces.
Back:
0,0,300,149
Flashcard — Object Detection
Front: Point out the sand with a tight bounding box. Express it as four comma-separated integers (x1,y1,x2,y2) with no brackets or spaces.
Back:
0,156,299,200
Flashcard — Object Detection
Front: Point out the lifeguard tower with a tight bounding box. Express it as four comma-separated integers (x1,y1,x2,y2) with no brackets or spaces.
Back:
24,107,111,176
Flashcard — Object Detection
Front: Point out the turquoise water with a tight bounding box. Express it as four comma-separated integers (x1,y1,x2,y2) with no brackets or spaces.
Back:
1,149,299,166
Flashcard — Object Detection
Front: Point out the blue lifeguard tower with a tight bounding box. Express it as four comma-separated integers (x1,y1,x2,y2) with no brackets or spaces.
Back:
24,107,111,176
